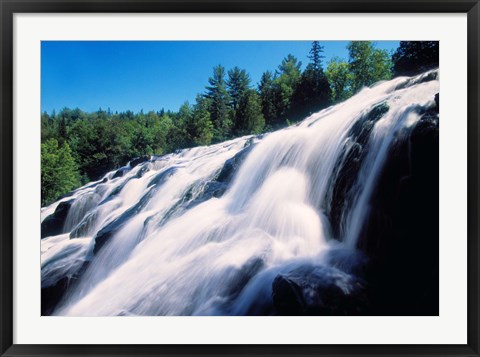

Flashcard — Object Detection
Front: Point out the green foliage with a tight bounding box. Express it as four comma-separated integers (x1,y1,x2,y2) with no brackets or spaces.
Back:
326,58,353,102
291,42,331,120
235,89,265,135
308,41,325,71
258,71,277,127
41,139,81,206
347,41,393,93
205,65,232,142
188,96,214,146
370,48,393,83
392,41,439,77
273,54,302,124
227,67,251,111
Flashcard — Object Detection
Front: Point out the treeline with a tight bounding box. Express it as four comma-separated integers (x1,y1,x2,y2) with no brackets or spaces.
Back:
41,41,438,206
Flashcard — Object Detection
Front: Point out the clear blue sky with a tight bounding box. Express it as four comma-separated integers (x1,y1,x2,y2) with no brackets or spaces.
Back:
41,41,399,114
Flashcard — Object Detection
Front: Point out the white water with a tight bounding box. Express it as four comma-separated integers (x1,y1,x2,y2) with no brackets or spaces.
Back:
41,71,439,316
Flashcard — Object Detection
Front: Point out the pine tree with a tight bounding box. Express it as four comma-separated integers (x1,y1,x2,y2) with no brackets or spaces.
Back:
188,95,214,146
273,54,302,124
308,41,325,71
168,101,192,149
205,65,232,142
235,89,265,135
258,71,277,128
227,67,251,112
291,42,331,120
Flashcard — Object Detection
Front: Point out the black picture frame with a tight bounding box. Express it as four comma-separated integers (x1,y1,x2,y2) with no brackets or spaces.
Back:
1,1,479,356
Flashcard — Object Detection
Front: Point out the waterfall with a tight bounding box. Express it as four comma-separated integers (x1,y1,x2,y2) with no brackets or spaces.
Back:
41,70,439,316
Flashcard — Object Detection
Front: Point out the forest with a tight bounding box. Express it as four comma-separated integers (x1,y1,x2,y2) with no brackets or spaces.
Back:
41,41,438,206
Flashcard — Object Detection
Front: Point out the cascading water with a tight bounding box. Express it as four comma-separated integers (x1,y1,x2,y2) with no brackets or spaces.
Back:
41,70,439,316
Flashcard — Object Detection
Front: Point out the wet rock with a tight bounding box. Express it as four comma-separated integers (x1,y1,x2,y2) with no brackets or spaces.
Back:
41,261,90,315
394,69,439,90
355,105,439,315
99,166,151,206
41,200,74,238
41,276,69,315
147,166,177,188
272,265,367,315
93,167,172,254
216,142,255,184
326,102,390,238
70,210,99,238
112,167,130,179
135,165,150,178
93,195,148,254
130,155,150,168
225,257,265,299
325,248,369,277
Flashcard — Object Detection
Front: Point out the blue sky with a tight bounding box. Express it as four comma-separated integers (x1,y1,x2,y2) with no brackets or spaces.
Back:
41,41,399,114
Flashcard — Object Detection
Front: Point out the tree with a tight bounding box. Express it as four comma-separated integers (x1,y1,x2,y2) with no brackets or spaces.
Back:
41,111,56,142
41,139,81,206
205,65,232,142
273,54,302,124
188,95,214,146
347,41,392,93
392,41,439,77
227,67,251,112
258,71,277,127
235,89,265,135
370,48,393,83
291,42,331,120
227,67,253,134
326,57,353,102
167,102,192,150
308,41,325,71
151,113,174,154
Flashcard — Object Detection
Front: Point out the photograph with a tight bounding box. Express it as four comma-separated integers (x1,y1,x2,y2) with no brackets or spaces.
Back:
39,40,439,317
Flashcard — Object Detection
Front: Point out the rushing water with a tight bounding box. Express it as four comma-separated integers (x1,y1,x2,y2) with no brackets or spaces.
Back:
41,70,439,316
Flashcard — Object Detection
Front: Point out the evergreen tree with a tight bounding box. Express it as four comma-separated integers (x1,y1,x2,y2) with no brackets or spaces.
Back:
41,111,56,142
235,89,265,135
392,41,439,76
227,67,251,111
58,117,68,145
167,102,192,150
205,65,232,142
188,95,214,146
258,71,277,127
291,42,331,120
308,41,325,71
273,54,302,124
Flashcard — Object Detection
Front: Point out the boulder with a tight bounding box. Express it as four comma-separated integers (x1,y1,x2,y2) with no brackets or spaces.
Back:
272,265,367,315
129,155,150,168
326,102,390,239
216,141,256,184
41,199,74,238
112,167,130,179
354,104,439,315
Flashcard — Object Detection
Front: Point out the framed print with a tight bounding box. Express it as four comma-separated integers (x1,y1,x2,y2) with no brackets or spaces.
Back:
1,0,479,356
